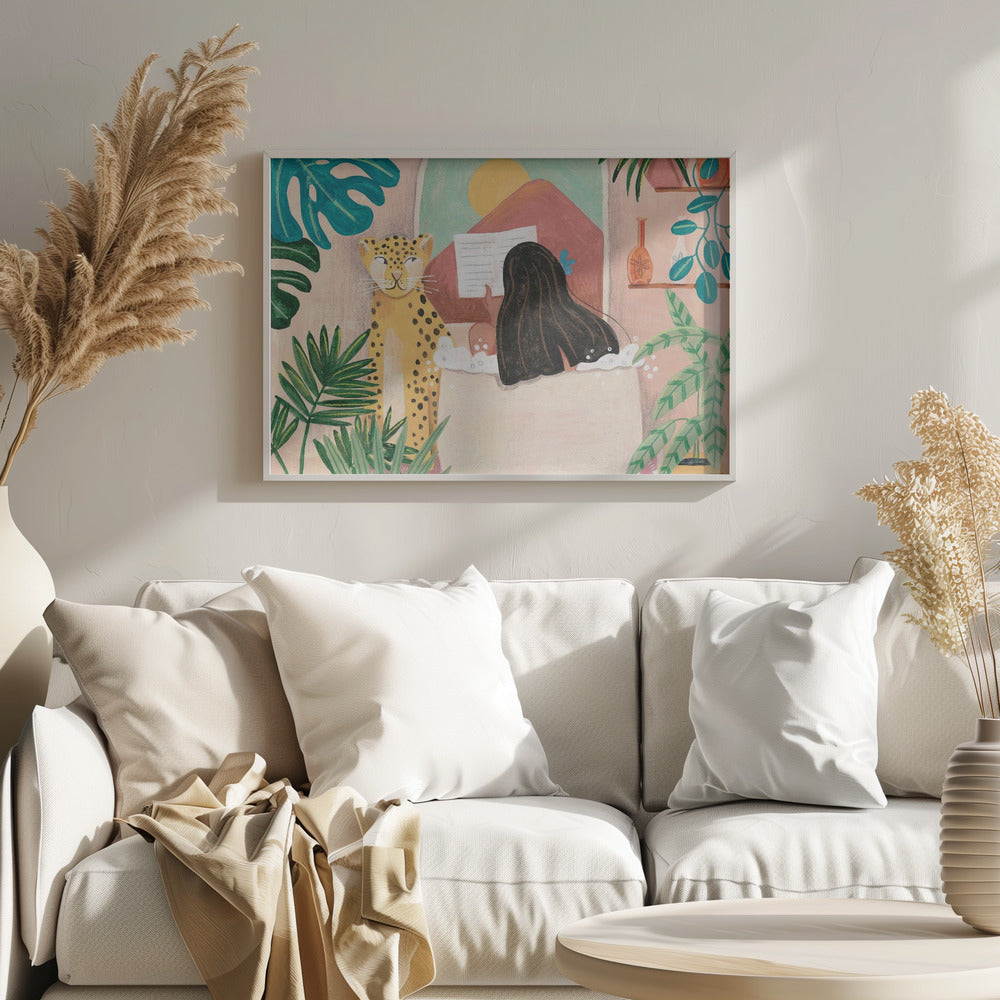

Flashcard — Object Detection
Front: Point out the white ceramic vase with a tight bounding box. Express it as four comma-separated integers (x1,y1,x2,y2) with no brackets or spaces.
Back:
0,485,54,755
941,717,1000,933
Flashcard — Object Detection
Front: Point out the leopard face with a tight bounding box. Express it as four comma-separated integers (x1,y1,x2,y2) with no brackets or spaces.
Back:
359,234,434,299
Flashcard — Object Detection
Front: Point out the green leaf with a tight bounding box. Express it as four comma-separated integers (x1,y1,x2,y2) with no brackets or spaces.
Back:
695,271,718,304
670,219,697,235
665,289,695,329
314,435,352,475
628,420,678,474
669,256,694,281
660,418,703,474
611,158,628,182
700,158,720,180
703,423,727,465
633,158,653,200
625,159,640,194
703,240,721,269
271,237,321,272
721,251,731,279
635,324,718,361
293,339,318,397
269,399,299,474
270,239,321,331
405,417,450,474
271,158,401,245
277,372,312,422
338,328,371,366
280,364,315,407
655,366,704,419
687,195,718,213
673,158,692,186
271,270,312,330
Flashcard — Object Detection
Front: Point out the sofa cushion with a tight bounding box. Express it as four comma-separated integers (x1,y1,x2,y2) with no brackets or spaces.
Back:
45,586,307,823
640,577,842,811
57,796,645,987
134,577,641,815
853,557,980,796
668,563,892,810
244,565,561,802
16,702,114,965
644,797,943,905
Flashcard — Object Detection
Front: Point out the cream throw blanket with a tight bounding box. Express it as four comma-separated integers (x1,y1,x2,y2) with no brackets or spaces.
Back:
126,752,435,1000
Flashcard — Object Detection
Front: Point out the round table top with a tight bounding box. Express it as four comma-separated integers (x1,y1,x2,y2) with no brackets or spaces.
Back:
555,899,1000,1000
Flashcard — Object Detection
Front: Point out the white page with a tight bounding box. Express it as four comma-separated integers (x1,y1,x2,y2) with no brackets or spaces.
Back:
453,225,537,298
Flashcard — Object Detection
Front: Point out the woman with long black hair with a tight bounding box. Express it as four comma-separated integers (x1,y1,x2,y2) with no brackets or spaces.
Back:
495,241,620,387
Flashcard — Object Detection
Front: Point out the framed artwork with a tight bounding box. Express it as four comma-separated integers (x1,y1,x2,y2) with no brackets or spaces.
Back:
264,153,730,480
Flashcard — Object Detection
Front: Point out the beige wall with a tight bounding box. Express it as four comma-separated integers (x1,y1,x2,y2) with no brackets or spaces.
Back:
1,0,998,603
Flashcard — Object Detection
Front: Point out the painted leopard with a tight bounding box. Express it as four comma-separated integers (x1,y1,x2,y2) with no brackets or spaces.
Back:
358,234,448,457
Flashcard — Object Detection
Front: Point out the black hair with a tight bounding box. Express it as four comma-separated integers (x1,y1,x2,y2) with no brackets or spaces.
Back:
496,242,619,387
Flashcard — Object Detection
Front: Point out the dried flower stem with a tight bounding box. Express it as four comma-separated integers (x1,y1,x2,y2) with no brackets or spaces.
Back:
0,27,257,484
858,388,1000,718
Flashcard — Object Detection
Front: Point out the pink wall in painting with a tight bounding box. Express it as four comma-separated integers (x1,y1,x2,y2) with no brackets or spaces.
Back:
426,179,604,326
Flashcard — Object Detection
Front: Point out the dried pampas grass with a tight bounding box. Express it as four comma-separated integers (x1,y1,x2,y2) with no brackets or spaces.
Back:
0,26,257,483
858,388,1000,716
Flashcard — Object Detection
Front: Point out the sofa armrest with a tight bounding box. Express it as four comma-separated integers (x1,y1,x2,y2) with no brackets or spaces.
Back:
15,703,114,966
2,747,55,1000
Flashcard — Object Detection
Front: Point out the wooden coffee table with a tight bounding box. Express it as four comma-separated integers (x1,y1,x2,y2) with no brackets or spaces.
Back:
555,898,1000,1000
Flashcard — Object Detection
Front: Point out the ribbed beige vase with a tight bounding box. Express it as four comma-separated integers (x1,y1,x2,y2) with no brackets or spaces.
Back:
0,486,54,756
941,717,1000,933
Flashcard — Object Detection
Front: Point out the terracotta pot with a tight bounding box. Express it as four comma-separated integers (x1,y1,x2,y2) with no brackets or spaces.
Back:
0,486,54,754
941,717,1000,933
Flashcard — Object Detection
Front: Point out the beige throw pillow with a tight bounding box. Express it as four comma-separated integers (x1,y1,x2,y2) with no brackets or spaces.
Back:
44,585,307,822
852,557,981,796
243,564,561,802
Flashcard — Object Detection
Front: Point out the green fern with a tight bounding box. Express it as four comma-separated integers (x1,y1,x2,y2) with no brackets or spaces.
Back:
629,289,729,475
274,325,377,473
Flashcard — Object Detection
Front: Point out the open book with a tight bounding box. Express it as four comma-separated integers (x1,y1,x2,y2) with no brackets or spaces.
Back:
453,226,538,298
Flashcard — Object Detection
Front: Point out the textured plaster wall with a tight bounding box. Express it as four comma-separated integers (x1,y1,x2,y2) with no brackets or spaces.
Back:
1,0,999,603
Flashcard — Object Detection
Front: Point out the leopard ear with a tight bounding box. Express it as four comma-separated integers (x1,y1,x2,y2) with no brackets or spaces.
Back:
417,233,434,256
359,239,374,262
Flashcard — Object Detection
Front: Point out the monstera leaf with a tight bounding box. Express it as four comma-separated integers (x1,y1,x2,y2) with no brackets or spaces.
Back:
271,237,320,330
271,158,401,246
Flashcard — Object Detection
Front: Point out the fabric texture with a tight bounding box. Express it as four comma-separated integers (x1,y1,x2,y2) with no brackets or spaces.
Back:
668,561,893,809
16,702,115,965
853,556,981,796
644,796,943,905
44,586,306,822
133,576,642,815
56,796,644,987
125,753,433,1000
244,565,560,802
640,576,844,811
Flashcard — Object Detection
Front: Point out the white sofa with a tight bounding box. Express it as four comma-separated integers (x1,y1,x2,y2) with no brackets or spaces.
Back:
0,567,953,1000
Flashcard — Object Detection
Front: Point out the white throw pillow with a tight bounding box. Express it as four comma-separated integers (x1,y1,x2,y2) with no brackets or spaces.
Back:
668,561,894,810
243,564,561,802
853,556,982,797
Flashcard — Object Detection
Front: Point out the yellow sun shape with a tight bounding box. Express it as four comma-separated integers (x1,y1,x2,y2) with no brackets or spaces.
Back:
468,159,531,218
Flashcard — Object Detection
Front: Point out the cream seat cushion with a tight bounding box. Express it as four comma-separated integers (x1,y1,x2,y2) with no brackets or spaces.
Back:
645,797,943,905
56,797,645,987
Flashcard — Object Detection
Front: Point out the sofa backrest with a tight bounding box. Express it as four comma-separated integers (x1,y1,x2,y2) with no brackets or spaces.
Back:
135,577,641,816
639,576,842,812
